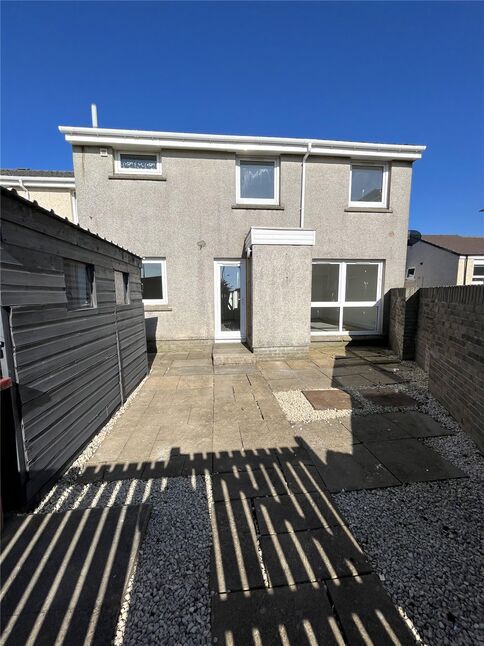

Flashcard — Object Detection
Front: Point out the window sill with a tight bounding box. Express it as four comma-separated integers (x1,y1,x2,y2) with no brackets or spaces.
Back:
109,174,167,181
232,204,285,211
344,207,393,213
144,304,172,312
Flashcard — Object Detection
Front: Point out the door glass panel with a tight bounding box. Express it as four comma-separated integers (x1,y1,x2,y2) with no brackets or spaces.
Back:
345,264,378,302
310,307,340,332
220,265,241,332
311,264,340,302
342,306,378,331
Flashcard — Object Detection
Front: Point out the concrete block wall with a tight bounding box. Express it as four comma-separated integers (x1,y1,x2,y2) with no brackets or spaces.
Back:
389,285,484,451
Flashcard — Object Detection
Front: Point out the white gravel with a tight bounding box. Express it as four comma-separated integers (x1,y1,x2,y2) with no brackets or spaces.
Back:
34,476,212,646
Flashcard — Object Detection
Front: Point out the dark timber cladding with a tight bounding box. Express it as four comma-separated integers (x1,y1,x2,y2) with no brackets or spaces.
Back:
0,188,148,508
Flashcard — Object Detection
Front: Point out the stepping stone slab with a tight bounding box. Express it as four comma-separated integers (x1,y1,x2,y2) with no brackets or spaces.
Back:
327,573,416,645
260,526,372,586
1,504,150,646
361,390,418,408
212,498,257,535
315,444,400,492
384,411,454,438
366,438,466,483
211,467,289,501
254,491,344,535
279,462,328,494
341,413,412,443
213,449,278,473
212,582,343,645
211,529,265,593
334,374,374,388
303,389,360,411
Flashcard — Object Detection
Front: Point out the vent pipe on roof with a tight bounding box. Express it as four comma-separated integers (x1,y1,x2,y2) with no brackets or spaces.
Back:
91,104,98,128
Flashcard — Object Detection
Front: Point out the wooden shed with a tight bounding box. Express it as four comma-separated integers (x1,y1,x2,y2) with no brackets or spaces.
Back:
0,188,148,509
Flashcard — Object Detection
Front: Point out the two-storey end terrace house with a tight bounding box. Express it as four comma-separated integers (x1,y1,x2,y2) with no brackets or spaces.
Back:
59,125,426,355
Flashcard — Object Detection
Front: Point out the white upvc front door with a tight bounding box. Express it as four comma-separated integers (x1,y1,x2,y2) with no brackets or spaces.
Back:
214,260,246,341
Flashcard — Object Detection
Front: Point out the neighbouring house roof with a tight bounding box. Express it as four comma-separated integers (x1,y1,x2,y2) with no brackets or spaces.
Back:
421,235,484,256
0,168,74,178
0,169,75,189
58,126,426,161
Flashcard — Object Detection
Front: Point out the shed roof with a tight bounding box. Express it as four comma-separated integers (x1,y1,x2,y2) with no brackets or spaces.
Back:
421,235,484,256
0,169,74,177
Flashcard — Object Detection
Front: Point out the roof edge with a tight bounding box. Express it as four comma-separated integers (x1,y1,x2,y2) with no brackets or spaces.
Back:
59,126,426,161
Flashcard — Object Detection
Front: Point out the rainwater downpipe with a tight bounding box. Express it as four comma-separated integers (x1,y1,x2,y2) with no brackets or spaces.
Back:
299,142,312,228
18,179,30,201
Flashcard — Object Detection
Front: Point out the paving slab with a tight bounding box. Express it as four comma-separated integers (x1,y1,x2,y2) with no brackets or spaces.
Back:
333,374,374,388
213,449,278,473
327,573,416,645
141,455,187,479
212,583,343,645
165,365,214,376
361,390,418,408
383,410,455,438
279,462,328,494
211,467,289,501
211,498,257,535
1,505,150,646
254,491,343,535
293,419,357,449
341,413,412,443
303,389,360,411
260,526,372,586
211,529,265,592
366,438,466,483
314,444,400,492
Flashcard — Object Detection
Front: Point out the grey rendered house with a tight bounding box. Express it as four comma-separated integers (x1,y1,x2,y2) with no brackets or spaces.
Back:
59,125,425,354
405,234,484,288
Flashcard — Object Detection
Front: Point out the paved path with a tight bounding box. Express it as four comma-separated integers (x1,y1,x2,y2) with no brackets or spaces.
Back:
78,343,462,644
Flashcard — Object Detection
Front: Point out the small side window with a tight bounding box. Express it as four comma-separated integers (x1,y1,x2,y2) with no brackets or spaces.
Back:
114,151,162,175
114,270,130,305
64,259,95,310
406,267,416,280
471,261,484,284
141,259,167,304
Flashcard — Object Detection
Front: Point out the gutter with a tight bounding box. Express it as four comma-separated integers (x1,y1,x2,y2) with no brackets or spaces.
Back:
17,179,29,200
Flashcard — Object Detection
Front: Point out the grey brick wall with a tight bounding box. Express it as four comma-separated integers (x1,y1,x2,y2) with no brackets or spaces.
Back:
389,285,484,451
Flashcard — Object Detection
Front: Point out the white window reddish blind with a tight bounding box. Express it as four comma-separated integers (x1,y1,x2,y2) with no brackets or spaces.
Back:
141,259,167,304
63,259,95,310
236,158,279,205
349,164,389,208
311,261,383,335
115,151,162,175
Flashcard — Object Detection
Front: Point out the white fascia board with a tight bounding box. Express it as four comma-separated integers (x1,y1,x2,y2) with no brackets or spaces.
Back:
0,176,75,189
59,126,426,161
245,227,316,255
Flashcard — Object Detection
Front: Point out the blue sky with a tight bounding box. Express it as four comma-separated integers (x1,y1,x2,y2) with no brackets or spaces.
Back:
2,1,483,235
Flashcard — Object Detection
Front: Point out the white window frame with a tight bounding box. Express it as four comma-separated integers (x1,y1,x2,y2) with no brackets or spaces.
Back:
471,258,484,285
115,150,162,175
348,162,389,209
406,267,416,280
235,157,280,206
142,258,167,304
311,260,383,336
214,260,246,342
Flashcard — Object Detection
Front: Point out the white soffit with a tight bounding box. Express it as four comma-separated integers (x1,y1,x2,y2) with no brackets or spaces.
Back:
58,126,426,161
245,227,316,255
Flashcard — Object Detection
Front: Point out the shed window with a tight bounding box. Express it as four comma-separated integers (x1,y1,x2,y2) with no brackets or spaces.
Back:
115,151,162,175
236,158,279,205
115,271,130,305
406,267,416,279
64,259,95,310
349,164,389,208
142,259,167,304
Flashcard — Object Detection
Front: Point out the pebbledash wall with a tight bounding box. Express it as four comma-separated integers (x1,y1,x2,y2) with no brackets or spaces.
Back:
389,286,484,450
0,188,148,508
62,131,421,352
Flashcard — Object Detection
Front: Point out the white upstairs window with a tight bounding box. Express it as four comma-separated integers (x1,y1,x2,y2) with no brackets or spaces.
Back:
115,151,162,175
349,163,389,208
236,158,279,205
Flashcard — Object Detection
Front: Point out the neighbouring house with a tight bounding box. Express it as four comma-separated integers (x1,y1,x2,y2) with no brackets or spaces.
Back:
0,168,77,222
405,234,484,288
59,124,426,354
0,188,147,508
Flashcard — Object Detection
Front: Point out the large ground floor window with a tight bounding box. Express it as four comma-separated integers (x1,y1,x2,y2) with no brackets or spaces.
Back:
311,261,383,335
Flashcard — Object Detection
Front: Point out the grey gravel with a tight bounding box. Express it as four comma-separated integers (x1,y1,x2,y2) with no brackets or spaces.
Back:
35,476,212,646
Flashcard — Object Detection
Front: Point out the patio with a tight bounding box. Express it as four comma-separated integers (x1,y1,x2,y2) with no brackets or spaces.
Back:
2,343,480,646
